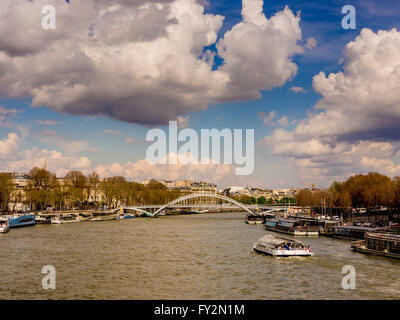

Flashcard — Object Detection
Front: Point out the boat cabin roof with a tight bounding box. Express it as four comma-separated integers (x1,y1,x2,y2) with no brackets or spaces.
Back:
366,232,400,241
332,225,377,231
258,234,303,246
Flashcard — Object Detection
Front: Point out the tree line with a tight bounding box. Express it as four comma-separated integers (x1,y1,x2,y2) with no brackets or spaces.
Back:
296,172,400,210
0,167,182,213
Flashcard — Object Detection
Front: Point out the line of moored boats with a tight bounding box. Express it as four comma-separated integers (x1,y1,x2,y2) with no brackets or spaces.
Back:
247,213,400,259
0,211,140,233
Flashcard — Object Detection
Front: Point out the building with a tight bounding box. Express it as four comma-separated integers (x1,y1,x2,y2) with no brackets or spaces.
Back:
160,179,217,193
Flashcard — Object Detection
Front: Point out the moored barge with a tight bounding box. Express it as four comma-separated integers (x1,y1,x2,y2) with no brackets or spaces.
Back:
89,211,118,222
351,232,400,259
245,214,265,224
51,214,81,224
264,218,319,236
324,225,387,240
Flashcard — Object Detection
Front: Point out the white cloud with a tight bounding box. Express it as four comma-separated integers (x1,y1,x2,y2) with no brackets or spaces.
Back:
0,132,20,156
0,131,91,176
258,110,275,125
277,116,289,126
38,129,91,155
35,119,60,125
94,152,236,184
177,115,191,128
104,129,123,135
0,0,302,125
290,86,306,93
125,136,136,144
263,28,400,181
0,105,17,126
305,37,317,49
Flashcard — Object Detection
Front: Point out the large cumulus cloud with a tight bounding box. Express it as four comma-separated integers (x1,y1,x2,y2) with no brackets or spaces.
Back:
0,0,302,125
263,28,400,181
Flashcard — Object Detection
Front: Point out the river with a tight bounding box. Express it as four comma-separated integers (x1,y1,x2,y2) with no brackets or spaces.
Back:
1,211,400,299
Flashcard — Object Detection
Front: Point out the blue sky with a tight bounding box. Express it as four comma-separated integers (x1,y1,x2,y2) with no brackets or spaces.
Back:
1,0,400,188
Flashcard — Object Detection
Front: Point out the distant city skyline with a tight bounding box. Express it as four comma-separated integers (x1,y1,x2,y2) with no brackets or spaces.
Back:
1,0,400,188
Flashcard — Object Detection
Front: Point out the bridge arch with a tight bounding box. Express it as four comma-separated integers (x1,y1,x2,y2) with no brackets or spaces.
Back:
152,193,254,216
118,206,155,217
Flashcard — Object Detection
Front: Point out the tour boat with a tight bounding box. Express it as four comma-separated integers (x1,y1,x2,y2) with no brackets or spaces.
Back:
253,234,314,257
245,214,265,224
264,217,319,236
0,218,10,233
51,214,80,224
351,232,400,259
7,214,36,228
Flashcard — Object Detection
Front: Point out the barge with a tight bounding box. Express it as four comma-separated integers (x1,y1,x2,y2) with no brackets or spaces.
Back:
324,225,387,240
351,232,400,259
51,214,81,224
245,214,265,224
35,214,56,224
89,211,118,222
264,218,319,236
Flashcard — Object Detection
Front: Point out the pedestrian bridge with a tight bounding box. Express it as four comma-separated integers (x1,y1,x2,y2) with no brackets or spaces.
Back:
121,193,289,217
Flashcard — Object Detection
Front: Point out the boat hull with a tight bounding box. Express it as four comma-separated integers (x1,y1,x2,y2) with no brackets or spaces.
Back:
253,245,313,257
351,243,400,260
51,219,80,224
0,225,9,233
89,215,118,222
245,220,264,225
8,214,36,228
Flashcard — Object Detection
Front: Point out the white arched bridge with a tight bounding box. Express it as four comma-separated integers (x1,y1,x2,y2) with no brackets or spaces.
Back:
120,193,289,217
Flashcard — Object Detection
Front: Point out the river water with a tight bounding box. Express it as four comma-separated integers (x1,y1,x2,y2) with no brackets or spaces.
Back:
1,211,400,299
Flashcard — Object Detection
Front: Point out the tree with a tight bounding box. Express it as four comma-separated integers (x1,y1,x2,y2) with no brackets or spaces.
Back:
88,172,100,207
64,171,87,209
0,173,14,213
26,167,53,210
257,196,267,204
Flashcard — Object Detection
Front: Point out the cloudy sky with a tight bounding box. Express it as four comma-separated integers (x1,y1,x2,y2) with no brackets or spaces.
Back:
1,0,400,188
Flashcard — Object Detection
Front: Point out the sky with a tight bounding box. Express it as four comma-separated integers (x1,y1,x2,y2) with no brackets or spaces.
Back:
1,0,400,189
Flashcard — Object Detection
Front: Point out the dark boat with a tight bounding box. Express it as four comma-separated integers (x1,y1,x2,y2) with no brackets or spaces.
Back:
264,218,319,236
245,214,265,224
89,211,118,222
325,225,387,240
351,232,400,259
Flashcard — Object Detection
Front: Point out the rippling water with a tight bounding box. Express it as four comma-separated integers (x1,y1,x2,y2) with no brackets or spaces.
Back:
1,212,400,299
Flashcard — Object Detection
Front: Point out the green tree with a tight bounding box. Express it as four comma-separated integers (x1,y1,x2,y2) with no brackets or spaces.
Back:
64,170,87,209
26,167,53,210
0,173,14,213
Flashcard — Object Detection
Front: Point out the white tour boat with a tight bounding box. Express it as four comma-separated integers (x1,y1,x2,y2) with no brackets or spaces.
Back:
253,234,314,257
0,217,10,233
